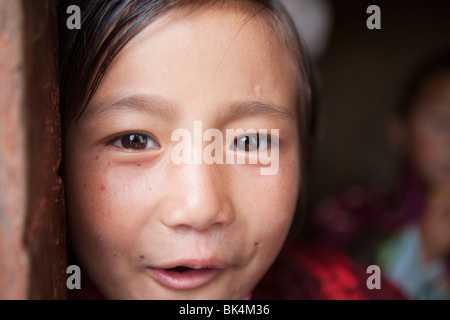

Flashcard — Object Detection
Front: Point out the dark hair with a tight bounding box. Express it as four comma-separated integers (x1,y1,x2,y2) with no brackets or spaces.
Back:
397,50,450,119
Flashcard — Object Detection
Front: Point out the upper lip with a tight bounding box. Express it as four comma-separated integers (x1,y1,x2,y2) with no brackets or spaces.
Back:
151,259,229,270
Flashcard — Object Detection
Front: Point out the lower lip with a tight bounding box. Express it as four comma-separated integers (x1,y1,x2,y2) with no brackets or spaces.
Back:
148,268,222,290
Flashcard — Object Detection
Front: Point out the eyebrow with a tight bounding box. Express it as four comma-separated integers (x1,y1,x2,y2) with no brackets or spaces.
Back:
83,94,294,122
222,100,295,122
83,94,177,120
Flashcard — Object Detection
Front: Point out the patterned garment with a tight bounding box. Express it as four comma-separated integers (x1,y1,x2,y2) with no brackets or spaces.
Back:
253,240,404,300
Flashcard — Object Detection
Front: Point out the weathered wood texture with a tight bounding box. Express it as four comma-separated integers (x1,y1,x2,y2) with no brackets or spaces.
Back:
0,0,67,299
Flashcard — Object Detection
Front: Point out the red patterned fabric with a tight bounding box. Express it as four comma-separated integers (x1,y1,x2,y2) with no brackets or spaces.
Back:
253,240,405,300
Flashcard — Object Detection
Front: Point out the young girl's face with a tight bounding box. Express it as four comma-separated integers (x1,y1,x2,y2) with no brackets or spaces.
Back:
64,7,301,299
408,72,450,187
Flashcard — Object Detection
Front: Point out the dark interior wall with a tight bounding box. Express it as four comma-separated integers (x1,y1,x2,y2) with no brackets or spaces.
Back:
308,0,450,209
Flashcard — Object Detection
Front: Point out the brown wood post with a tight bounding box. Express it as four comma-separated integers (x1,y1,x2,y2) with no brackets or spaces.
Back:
0,0,67,299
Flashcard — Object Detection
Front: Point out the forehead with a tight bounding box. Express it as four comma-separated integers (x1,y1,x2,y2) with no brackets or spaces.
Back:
89,6,299,118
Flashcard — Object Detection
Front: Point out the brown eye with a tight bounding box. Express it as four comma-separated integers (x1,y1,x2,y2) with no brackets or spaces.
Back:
122,134,147,150
112,133,160,151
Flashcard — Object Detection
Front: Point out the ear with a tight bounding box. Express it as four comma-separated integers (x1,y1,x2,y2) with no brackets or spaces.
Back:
386,116,408,152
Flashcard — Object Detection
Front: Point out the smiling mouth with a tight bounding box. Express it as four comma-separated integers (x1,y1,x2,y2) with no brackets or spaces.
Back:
148,263,225,290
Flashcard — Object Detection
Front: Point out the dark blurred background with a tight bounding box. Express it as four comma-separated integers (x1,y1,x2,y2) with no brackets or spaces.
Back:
303,0,450,213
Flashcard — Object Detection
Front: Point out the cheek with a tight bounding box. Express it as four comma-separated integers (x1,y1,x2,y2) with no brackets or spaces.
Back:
65,155,157,260
230,149,300,246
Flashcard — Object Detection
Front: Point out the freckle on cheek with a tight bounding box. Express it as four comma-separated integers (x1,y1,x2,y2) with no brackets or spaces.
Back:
100,185,105,191
95,156,99,161
140,255,144,259
137,164,142,167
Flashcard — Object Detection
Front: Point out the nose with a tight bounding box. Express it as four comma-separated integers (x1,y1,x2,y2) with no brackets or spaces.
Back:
161,163,235,232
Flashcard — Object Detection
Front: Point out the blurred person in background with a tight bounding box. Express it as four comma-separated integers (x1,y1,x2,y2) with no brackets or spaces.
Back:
310,51,450,299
